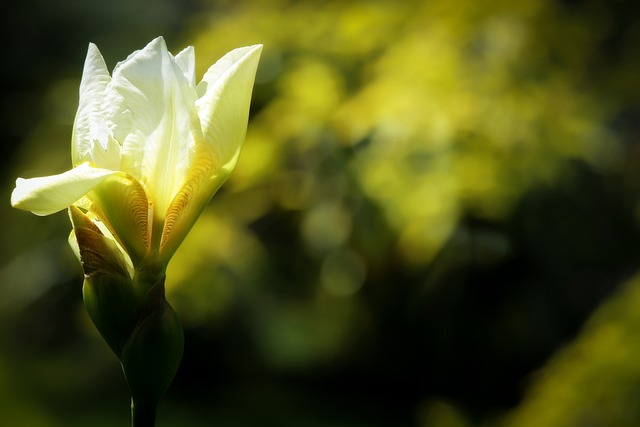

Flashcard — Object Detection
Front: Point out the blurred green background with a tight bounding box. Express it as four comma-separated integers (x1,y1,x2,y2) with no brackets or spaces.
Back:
2,0,640,425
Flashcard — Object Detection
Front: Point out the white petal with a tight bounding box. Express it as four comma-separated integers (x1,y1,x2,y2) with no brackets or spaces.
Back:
160,45,263,261
175,45,196,88
107,36,199,216
195,44,262,173
72,43,119,168
196,45,262,97
11,163,116,216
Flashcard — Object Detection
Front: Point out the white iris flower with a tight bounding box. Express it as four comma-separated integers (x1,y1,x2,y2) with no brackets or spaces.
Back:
12,37,262,266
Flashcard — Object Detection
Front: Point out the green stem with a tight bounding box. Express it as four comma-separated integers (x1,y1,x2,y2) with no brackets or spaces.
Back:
131,399,157,427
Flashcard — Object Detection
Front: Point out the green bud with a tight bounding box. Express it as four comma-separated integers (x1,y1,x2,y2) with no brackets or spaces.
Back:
121,276,184,407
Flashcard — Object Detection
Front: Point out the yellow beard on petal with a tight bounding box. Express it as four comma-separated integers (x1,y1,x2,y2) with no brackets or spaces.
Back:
87,172,151,265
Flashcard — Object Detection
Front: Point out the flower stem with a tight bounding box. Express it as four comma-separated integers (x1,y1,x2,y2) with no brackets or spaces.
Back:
131,399,157,427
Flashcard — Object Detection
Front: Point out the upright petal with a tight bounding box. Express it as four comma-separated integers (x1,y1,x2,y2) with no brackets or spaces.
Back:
175,46,196,88
160,45,262,261
11,163,116,215
72,43,120,169
107,37,199,216
195,44,263,173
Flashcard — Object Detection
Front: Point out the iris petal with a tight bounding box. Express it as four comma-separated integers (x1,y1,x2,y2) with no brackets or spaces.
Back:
11,163,116,216
159,145,219,261
196,44,263,172
109,37,199,217
72,43,119,169
160,44,262,261
175,46,196,88
87,173,151,265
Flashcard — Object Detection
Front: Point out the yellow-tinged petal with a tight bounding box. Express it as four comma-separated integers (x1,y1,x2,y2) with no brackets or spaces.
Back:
196,44,263,172
68,229,81,263
160,45,262,261
87,173,151,265
11,163,116,216
159,147,221,261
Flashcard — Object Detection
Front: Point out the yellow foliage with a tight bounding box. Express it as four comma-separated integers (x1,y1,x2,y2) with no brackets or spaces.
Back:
503,273,640,427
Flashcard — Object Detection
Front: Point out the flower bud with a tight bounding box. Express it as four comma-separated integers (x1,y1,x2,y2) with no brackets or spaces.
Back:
69,205,184,408
70,206,137,355
121,277,184,407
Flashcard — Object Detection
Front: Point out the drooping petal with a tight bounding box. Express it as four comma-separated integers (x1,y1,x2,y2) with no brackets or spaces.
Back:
72,43,120,169
195,44,262,172
107,36,199,217
11,163,116,216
